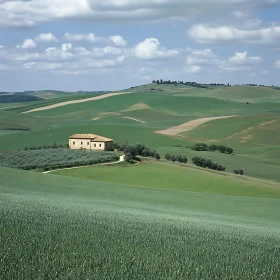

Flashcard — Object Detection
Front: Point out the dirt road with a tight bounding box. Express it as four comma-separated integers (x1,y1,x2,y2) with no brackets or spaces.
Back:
23,92,131,114
156,116,235,136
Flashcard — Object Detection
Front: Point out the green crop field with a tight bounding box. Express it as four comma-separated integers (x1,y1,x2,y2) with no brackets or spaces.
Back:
53,159,280,198
1,166,280,279
1,84,280,279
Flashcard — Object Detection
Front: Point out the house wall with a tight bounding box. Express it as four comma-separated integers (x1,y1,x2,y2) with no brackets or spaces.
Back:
69,139,113,151
69,138,91,150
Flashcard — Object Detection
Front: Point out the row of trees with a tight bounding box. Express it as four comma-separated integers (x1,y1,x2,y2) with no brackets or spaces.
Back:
192,143,233,154
113,142,160,163
24,143,68,150
152,80,231,88
165,154,188,163
192,157,225,171
234,169,244,175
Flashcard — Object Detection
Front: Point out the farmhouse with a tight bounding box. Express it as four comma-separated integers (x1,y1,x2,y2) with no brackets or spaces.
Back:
69,134,114,151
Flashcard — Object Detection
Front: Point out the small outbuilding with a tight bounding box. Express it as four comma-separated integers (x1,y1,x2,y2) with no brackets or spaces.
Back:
69,134,114,151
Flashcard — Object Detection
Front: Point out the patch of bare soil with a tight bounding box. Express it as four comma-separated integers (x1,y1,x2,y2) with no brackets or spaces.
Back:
260,120,276,126
121,103,151,112
22,92,132,113
123,117,146,123
156,115,235,136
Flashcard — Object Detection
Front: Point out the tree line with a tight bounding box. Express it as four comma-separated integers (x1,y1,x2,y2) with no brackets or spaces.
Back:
192,143,233,154
192,157,226,171
165,154,188,163
113,142,160,163
152,80,230,88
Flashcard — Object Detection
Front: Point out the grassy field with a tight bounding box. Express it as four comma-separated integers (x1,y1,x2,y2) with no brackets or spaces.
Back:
54,159,280,198
1,84,280,279
1,166,280,279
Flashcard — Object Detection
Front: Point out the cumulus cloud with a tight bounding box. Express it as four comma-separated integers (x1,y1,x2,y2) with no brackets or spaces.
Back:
186,48,263,72
35,33,58,42
61,43,72,52
64,33,100,43
228,51,263,65
276,60,280,68
0,45,4,49
16,39,37,49
134,38,179,60
0,0,277,28
110,35,127,47
188,24,280,45
64,33,127,46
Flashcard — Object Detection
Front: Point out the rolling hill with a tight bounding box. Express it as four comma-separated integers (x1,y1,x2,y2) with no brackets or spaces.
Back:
1,83,280,279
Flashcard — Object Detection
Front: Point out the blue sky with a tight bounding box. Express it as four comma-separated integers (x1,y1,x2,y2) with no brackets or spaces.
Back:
0,0,280,91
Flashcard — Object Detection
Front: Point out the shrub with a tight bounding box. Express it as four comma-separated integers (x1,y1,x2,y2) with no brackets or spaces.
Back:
192,143,209,151
165,154,188,164
155,153,161,161
192,156,225,172
234,169,244,175
165,153,171,160
209,145,218,151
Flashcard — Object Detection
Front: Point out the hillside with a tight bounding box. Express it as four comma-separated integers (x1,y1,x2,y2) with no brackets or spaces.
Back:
1,83,280,279
1,166,280,279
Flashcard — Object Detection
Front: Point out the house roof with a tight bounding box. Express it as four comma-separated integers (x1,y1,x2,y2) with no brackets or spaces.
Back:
69,134,113,142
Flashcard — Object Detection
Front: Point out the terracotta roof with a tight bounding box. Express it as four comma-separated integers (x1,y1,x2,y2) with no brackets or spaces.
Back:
69,134,113,142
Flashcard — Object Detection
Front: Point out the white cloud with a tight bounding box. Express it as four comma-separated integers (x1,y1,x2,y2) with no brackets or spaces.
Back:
61,43,72,52
23,61,62,70
1,0,277,28
134,38,179,60
64,33,102,43
17,39,37,49
228,51,263,65
190,48,217,58
45,47,75,61
35,33,58,42
110,35,127,47
276,60,280,68
188,24,280,45
186,65,201,73
0,45,4,49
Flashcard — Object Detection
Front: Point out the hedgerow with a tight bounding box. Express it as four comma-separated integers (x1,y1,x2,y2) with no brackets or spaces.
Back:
0,149,119,171
192,143,233,154
165,153,188,163
234,169,244,175
192,156,225,171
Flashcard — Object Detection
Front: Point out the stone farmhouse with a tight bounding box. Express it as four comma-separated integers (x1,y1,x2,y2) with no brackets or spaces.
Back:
69,134,114,151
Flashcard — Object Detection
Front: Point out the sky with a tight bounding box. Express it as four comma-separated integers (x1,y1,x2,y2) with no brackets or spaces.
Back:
0,0,280,91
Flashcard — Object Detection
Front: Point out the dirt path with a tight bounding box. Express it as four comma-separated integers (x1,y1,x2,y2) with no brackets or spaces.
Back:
43,155,125,174
156,115,236,136
23,92,131,114
123,117,146,123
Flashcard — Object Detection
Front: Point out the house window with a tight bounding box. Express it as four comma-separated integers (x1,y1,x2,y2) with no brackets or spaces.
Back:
94,144,96,147
87,142,89,145
99,144,102,147
73,141,75,145
81,142,83,145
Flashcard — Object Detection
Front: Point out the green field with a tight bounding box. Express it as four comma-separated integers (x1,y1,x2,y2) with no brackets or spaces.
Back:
1,167,280,279
54,159,280,198
1,84,280,279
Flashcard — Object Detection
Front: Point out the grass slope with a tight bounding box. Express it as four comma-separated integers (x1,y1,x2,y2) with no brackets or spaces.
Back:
1,166,280,279
53,159,280,198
